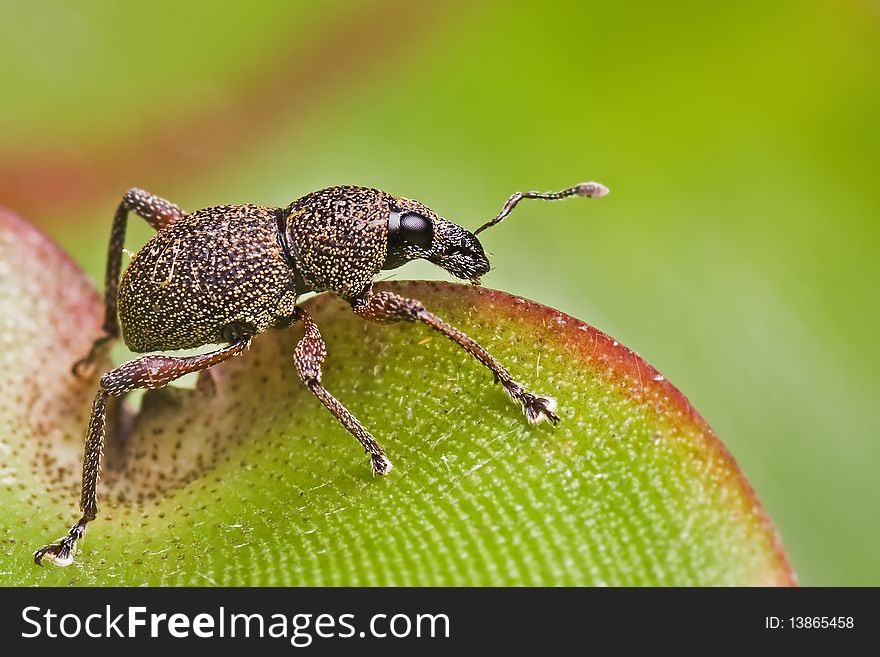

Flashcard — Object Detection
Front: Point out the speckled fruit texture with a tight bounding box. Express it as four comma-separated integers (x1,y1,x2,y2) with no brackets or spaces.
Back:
0,208,794,586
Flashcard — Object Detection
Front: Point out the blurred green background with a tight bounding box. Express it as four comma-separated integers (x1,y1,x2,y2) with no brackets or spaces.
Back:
1,0,877,586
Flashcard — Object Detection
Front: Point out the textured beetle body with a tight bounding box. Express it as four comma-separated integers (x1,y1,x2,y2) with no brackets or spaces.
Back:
35,180,608,567
118,204,297,352
280,186,393,300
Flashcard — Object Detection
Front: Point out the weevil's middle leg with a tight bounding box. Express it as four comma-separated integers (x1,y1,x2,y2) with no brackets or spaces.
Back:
74,188,185,378
292,308,391,475
351,287,559,425
35,338,250,567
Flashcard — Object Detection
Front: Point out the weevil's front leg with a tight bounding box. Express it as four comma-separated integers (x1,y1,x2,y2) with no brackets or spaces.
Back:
292,308,391,475
35,338,250,566
351,287,559,425
74,188,185,378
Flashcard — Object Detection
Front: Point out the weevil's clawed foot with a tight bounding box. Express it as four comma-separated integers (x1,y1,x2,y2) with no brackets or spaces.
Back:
502,381,560,426
72,335,115,379
521,393,559,426
195,369,217,398
34,520,88,567
34,540,76,567
72,355,98,379
371,452,393,476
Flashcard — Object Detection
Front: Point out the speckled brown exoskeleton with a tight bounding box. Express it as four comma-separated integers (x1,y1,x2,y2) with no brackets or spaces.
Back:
34,181,609,566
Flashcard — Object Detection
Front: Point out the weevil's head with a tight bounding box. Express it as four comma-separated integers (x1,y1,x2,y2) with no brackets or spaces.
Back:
382,196,490,283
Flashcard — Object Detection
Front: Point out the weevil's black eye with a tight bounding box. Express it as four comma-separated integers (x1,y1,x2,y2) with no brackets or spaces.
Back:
389,211,433,248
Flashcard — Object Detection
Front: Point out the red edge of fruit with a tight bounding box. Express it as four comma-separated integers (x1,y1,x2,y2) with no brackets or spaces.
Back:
0,207,101,317
372,280,798,587
0,209,796,585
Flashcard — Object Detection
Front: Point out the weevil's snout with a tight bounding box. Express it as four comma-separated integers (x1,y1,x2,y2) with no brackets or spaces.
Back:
383,197,490,282
427,220,490,282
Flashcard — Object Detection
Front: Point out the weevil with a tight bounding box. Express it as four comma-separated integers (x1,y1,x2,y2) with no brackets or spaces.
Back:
34,181,609,566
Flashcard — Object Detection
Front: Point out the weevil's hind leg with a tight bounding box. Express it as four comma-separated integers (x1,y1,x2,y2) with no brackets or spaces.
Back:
33,390,109,566
292,308,391,475
35,338,250,567
351,287,559,425
73,188,185,378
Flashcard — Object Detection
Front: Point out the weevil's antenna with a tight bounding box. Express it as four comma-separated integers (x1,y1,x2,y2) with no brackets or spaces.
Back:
474,181,610,235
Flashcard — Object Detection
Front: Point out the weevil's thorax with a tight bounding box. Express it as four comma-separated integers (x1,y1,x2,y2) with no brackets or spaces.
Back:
279,186,394,299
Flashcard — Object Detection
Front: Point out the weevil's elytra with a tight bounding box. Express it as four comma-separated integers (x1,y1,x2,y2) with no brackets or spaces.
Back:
120,205,297,352
34,180,609,566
